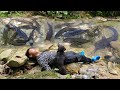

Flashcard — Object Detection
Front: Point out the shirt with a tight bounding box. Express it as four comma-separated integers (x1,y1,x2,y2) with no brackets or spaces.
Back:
36,51,56,71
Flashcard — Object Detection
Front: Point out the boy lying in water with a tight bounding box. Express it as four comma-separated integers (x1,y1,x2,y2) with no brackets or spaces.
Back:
25,44,100,75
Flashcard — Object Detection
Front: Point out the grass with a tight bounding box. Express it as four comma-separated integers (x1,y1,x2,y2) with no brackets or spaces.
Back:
8,71,59,79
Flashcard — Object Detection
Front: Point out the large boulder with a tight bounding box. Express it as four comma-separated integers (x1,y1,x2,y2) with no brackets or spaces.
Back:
6,47,29,67
0,49,14,62
110,41,120,57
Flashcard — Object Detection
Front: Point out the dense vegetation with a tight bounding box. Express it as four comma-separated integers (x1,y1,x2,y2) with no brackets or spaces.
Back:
0,11,120,19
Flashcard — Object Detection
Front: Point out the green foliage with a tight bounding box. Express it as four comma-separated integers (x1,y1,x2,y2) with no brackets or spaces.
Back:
31,11,81,19
0,11,9,17
1,11,120,19
30,11,120,19
0,11,25,17
89,11,120,17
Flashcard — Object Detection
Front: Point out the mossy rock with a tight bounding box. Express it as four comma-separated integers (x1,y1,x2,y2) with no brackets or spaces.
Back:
0,49,15,62
65,63,81,74
110,41,120,57
7,47,29,67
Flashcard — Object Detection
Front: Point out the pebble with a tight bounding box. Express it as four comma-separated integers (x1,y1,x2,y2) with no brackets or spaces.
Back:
82,75,90,79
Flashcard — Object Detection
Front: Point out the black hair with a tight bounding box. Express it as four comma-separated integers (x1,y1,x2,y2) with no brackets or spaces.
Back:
25,48,31,58
25,47,36,60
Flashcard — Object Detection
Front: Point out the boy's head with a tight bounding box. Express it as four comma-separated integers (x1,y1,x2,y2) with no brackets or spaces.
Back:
25,47,40,59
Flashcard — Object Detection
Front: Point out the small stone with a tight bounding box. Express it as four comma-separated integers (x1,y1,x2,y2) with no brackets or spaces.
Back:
65,63,80,74
0,65,5,74
74,74,83,79
0,61,5,65
95,17,107,22
71,75,76,79
79,69,86,74
82,75,90,79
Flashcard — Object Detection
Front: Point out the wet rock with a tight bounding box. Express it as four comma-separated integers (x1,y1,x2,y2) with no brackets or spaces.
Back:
79,60,110,79
76,24,91,30
2,18,11,24
65,63,81,74
82,75,90,79
0,49,13,62
71,74,76,79
111,41,120,48
0,61,5,65
74,74,83,79
104,55,120,63
0,65,5,74
107,62,118,75
6,47,28,67
79,69,87,75
95,17,107,22
110,41,120,57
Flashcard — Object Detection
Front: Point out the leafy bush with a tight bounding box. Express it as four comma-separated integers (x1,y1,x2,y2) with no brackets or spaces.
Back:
25,11,120,18
0,11,9,17
88,11,120,17
0,11,25,17
1,11,120,19
30,11,81,19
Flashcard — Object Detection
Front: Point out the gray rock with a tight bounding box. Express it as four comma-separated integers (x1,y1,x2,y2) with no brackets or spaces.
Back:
0,65,5,74
110,41,120,57
82,75,90,79
107,62,118,75
74,74,83,79
6,47,29,67
79,69,87,75
0,49,13,62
